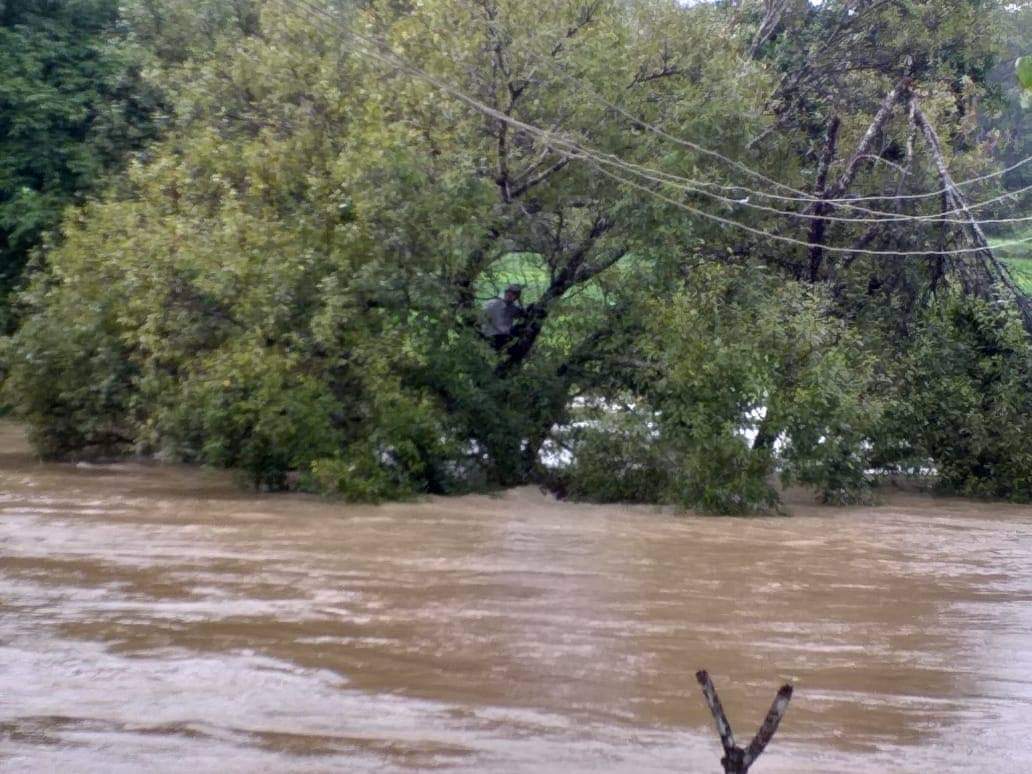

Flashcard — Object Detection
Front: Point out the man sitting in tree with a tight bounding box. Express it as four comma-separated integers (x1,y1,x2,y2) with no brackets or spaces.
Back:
482,283,524,350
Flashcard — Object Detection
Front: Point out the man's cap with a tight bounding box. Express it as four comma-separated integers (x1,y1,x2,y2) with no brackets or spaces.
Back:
505,283,523,294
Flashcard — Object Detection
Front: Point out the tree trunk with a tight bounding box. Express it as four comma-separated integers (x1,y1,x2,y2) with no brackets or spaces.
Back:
807,116,841,282
912,102,1032,335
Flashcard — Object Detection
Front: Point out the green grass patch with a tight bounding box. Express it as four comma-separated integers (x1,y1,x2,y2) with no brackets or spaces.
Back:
990,226,1032,294
475,252,644,305
477,253,551,303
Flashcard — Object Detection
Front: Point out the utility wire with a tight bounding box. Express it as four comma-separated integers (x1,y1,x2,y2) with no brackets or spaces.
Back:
453,0,1032,208
273,0,1032,256
586,156,1032,257
584,151,1032,226
299,0,1032,226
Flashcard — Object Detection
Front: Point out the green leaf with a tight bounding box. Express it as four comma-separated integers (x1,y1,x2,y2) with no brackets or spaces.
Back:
1018,57,1032,91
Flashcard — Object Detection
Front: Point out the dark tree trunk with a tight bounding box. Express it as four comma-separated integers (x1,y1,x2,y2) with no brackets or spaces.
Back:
807,116,841,282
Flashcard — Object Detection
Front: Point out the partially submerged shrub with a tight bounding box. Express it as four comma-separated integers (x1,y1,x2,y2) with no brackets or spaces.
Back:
639,265,880,513
2,286,137,459
310,387,474,501
879,297,1032,501
146,346,342,488
556,405,670,503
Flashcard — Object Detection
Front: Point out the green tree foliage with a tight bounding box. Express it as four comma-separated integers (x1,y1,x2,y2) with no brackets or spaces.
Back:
0,0,165,326
1018,57,1032,91
878,297,1032,500
561,265,879,513
983,4,1031,188
119,0,260,65
4,0,1032,511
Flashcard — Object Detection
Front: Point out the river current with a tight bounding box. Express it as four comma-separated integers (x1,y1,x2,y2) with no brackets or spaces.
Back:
2,421,1031,772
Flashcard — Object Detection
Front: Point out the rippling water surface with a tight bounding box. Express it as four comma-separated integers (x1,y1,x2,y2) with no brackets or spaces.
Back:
2,421,1032,772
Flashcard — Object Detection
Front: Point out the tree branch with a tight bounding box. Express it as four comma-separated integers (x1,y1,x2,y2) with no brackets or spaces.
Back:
549,0,603,56
696,670,737,757
912,100,1032,334
509,156,570,199
823,79,908,203
695,670,794,774
806,115,841,281
742,684,794,768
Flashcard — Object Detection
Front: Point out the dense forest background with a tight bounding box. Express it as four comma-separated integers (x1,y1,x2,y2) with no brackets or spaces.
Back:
1,0,1030,512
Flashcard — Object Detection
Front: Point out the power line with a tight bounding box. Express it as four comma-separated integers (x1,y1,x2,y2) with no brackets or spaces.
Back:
586,156,1032,257
273,0,1032,257
455,0,1032,208
587,149,1032,220
313,0,1032,227
584,152,1032,226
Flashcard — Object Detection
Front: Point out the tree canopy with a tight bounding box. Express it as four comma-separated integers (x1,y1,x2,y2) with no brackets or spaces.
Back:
0,0,167,327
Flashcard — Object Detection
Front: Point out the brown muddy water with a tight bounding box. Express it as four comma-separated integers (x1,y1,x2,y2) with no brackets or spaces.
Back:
2,422,1032,773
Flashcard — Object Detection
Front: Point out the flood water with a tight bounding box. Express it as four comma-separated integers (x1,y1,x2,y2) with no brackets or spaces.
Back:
2,422,1032,772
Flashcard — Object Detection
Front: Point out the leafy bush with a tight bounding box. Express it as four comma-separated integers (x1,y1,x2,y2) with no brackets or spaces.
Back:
1,286,136,458
310,383,474,501
640,265,880,513
146,346,342,488
543,266,881,514
880,298,1032,501
557,405,671,503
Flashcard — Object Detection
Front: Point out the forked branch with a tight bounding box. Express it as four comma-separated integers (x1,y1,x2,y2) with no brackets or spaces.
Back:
695,670,794,774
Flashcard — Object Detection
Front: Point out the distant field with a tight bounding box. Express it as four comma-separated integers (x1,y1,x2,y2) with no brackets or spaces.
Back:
482,235,1032,298
477,252,627,304
992,227,1032,294
1005,257,1032,294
